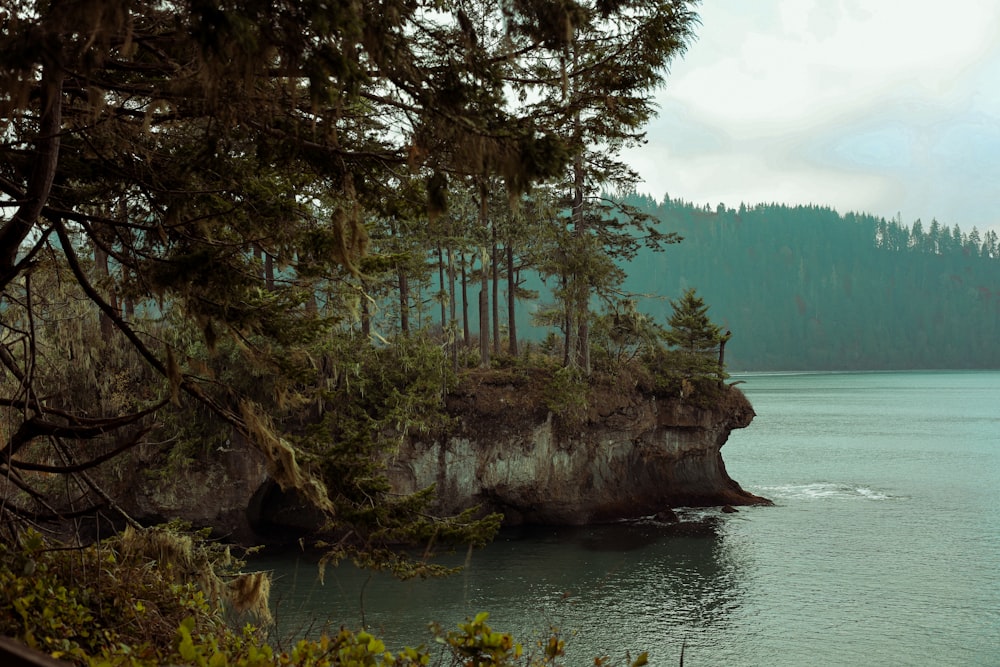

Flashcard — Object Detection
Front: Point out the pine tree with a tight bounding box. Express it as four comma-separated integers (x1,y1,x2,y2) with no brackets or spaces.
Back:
664,288,724,378
517,0,696,373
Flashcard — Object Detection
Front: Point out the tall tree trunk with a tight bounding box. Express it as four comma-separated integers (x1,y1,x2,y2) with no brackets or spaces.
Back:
264,251,275,291
437,245,447,334
461,252,470,349
479,253,489,368
566,39,591,374
506,244,517,357
563,273,575,367
491,228,500,357
399,267,410,336
478,182,490,367
0,68,63,289
448,247,458,373
571,124,590,374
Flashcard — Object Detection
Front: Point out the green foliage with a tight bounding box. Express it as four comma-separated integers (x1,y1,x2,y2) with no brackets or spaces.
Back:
0,527,249,665
663,289,722,357
0,0,697,533
3,532,654,667
640,348,728,408
295,333,502,576
540,366,589,426
587,286,728,405
620,197,1000,370
590,300,665,372
432,612,526,666
661,288,725,381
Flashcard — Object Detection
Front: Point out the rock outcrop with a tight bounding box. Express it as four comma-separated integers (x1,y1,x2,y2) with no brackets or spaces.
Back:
111,371,768,541
109,439,269,545
386,372,769,525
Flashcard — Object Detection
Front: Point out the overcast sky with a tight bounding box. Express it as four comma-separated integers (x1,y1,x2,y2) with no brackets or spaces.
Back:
623,0,1000,235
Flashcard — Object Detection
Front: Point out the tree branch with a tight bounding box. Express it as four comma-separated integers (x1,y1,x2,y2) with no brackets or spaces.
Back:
0,66,64,289
6,426,158,475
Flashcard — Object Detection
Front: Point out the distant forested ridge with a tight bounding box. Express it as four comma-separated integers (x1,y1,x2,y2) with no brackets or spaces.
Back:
611,195,1000,370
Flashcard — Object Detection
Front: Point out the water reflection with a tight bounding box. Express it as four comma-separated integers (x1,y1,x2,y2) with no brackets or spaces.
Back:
257,514,752,662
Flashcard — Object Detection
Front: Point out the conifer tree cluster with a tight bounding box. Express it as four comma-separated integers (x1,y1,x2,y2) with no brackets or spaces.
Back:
0,0,701,557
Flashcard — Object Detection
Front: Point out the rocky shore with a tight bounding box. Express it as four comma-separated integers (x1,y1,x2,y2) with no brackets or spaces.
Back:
113,372,769,544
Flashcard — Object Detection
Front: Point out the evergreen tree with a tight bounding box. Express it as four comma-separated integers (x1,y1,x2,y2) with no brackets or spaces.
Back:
515,0,696,373
664,288,724,378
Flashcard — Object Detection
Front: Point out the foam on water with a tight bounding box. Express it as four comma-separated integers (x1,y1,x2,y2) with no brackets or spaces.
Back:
756,482,895,501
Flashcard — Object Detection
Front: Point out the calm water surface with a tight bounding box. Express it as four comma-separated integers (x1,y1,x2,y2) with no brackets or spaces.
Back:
255,371,1000,666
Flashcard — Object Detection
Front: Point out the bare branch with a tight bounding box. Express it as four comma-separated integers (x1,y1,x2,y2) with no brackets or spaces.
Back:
0,67,64,289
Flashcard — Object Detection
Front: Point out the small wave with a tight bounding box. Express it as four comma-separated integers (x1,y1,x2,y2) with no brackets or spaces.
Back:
758,482,895,501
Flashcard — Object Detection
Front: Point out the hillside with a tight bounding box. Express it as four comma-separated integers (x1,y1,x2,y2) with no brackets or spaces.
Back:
614,197,1000,370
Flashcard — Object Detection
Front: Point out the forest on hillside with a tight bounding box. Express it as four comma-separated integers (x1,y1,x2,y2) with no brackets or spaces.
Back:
616,196,1000,370
288,192,1000,373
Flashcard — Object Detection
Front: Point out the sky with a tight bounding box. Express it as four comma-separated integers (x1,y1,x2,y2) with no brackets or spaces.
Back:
623,0,1000,235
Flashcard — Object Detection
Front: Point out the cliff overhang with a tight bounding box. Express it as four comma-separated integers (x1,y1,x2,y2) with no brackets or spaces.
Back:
386,369,770,526
108,369,769,543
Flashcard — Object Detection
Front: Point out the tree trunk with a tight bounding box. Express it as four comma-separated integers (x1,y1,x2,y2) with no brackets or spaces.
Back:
506,244,517,356
567,39,591,374
478,183,490,367
437,245,447,334
264,252,275,291
492,228,500,357
563,277,576,368
479,255,489,368
399,268,410,336
570,118,590,374
461,252,470,348
0,68,63,288
448,246,458,373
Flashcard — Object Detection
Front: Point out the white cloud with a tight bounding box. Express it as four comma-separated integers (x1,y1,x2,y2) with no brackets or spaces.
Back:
628,0,1000,233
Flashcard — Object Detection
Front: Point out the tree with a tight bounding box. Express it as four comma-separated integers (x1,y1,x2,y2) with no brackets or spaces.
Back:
515,0,696,373
664,288,724,379
2,0,673,556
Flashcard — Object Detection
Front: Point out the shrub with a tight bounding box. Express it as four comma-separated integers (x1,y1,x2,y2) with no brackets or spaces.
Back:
1,532,657,667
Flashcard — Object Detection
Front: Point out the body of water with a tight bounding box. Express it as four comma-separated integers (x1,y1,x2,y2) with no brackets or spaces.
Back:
255,371,1000,666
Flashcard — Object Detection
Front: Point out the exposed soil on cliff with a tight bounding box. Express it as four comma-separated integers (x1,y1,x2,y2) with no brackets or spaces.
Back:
447,365,756,435
446,366,552,426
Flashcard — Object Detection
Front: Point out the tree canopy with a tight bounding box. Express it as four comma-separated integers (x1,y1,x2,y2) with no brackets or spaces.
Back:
0,0,701,557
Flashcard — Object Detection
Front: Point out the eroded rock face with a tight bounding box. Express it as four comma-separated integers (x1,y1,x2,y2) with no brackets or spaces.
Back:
109,437,269,544
110,375,767,542
387,379,769,525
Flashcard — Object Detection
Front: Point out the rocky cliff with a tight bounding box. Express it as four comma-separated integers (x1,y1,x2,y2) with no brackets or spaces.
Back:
387,371,769,525
111,370,767,542
108,439,269,545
